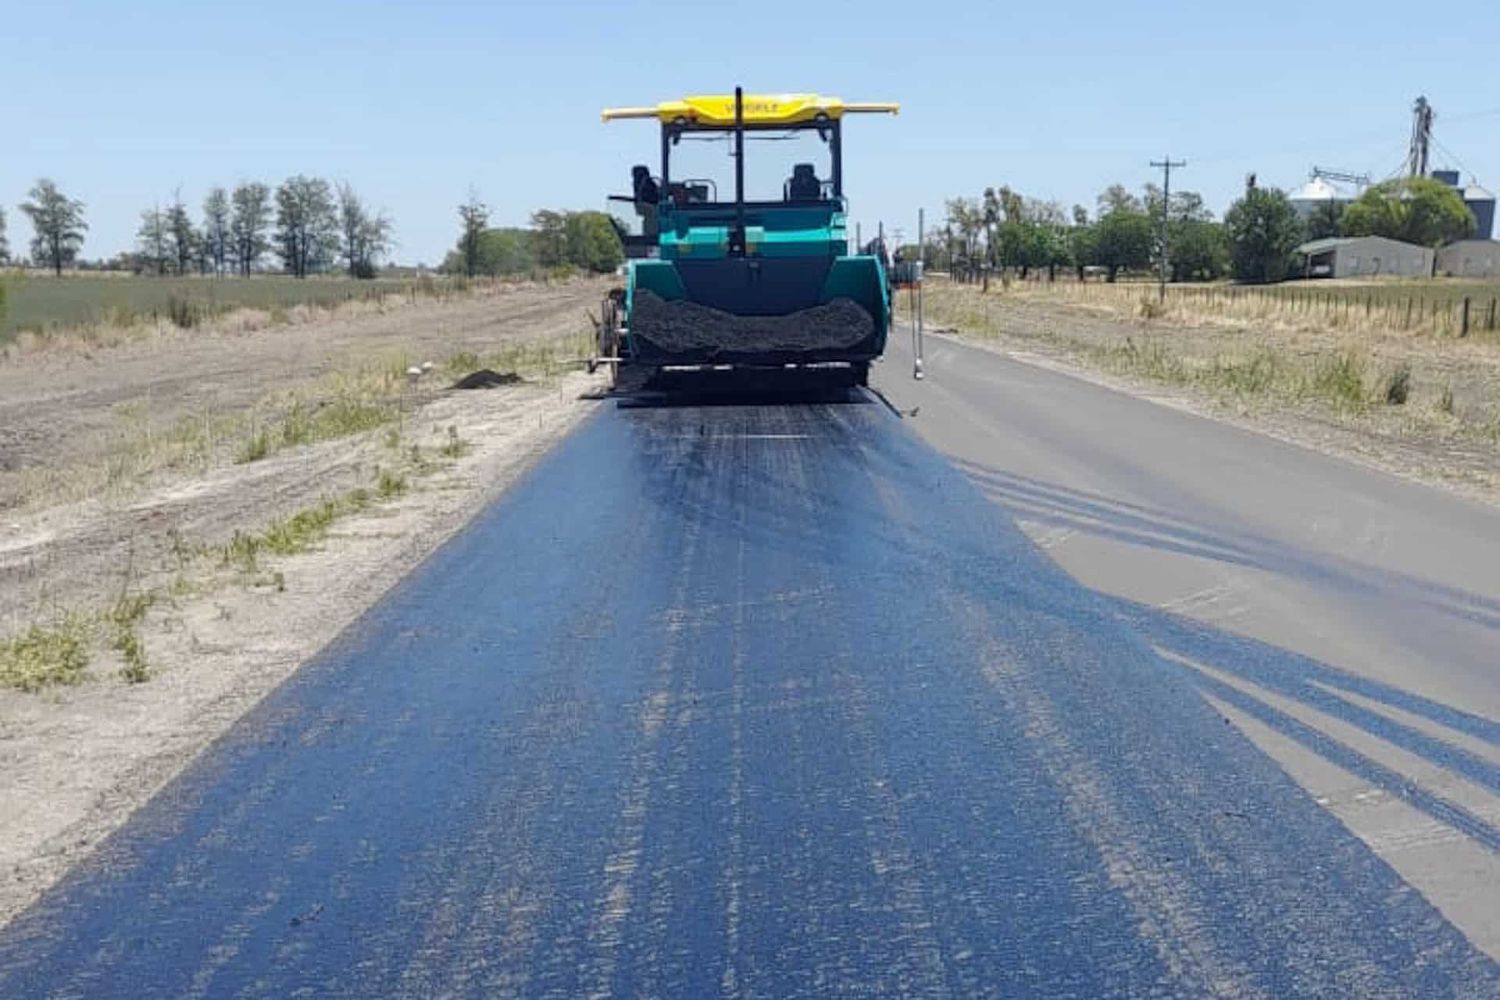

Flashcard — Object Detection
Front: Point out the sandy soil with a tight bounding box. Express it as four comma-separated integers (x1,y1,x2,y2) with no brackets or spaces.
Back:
0,280,602,510
922,284,1500,506
0,280,607,926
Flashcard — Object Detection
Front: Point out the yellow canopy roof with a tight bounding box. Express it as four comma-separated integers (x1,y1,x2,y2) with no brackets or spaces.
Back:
601,93,898,125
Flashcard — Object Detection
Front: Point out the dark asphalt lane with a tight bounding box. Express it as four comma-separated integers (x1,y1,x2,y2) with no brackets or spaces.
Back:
0,392,1495,997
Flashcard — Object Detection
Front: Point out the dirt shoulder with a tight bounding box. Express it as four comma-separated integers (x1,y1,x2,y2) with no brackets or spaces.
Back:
0,281,607,926
921,282,1500,506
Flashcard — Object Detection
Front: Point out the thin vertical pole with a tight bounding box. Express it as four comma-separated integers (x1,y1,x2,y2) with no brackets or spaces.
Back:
915,207,925,380
731,86,746,256
1150,156,1185,301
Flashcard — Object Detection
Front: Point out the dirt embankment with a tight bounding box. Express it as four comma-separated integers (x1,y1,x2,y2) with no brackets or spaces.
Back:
0,279,608,926
923,281,1500,505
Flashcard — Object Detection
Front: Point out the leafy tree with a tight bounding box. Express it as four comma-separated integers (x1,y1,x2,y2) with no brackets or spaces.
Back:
165,192,198,276
529,209,569,268
1171,220,1229,281
230,182,272,276
457,192,489,278
337,183,393,278
20,178,87,275
980,188,1000,267
1141,186,1221,283
1097,183,1143,218
944,198,984,270
1069,222,1097,282
1304,200,1343,241
998,187,1026,224
1144,186,1212,226
994,219,1023,272
1340,177,1473,246
202,187,231,276
1093,208,1153,282
1030,223,1069,281
274,176,338,278
442,227,537,277
563,211,624,273
482,228,535,274
135,206,170,276
1173,191,1226,282
1224,186,1302,284
0,205,9,264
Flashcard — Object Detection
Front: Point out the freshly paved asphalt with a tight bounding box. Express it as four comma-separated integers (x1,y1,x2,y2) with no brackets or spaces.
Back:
1,351,1496,995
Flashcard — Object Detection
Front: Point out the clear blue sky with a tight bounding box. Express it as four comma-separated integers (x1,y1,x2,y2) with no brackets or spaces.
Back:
4,0,1498,266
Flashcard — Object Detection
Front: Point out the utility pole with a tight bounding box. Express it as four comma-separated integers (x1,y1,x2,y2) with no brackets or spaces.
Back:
1150,156,1186,301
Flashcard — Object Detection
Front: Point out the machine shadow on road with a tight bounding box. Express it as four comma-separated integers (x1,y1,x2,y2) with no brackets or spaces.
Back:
953,457,1500,855
954,459,1500,632
1130,604,1500,853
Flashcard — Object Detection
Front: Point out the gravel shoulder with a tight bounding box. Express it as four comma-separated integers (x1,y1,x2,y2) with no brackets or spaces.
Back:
0,281,607,926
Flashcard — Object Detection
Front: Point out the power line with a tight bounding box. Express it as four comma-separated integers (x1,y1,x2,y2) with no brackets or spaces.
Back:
1429,135,1488,191
1443,106,1500,125
1149,157,1185,302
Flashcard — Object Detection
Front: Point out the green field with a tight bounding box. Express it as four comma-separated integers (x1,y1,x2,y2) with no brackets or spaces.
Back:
0,273,432,341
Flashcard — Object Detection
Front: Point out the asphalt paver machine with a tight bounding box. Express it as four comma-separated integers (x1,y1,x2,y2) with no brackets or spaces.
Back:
595,89,899,388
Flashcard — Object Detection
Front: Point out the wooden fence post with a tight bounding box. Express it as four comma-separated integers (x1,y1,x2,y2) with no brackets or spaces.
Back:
1460,296,1470,337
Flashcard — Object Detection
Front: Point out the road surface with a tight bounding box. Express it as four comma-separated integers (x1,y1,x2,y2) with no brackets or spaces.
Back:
0,339,1496,996
882,326,1500,960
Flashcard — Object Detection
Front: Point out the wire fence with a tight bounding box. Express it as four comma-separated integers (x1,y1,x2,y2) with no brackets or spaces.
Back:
947,274,1500,338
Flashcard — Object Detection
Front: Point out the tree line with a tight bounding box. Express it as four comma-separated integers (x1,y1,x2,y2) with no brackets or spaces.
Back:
935,183,1230,284
932,173,1477,286
443,193,623,278
1,177,392,278
134,177,392,278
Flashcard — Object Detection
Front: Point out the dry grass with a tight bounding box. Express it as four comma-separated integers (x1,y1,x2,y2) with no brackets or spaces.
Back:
975,277,1500,341
444,329,595,383
221,490,370,573
13,329,597,510
2,467,403,692
107,587,154,684
237,361,416,465
0,290,600,691
4,375,506,692
924,280,1500,447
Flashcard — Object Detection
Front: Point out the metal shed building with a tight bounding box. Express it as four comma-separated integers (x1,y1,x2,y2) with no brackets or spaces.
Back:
1296,236,1434,279
1436,240,1500,278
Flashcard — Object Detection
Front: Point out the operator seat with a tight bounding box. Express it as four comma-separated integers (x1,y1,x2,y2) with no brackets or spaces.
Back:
788,163,821,201
630,164,660,241
631,165,660,204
